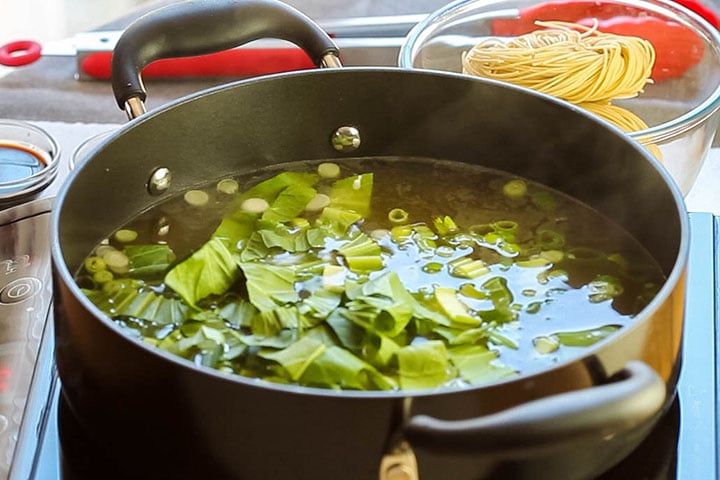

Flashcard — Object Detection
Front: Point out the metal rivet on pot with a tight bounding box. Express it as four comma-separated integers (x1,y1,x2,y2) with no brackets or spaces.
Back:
331,126,361,152
148,167,172,195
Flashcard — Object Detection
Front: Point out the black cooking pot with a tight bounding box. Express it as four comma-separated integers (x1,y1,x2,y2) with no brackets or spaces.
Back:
51,1,688,479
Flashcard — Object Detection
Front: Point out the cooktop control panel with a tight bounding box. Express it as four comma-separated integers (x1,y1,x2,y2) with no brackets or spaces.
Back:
0,199,57,479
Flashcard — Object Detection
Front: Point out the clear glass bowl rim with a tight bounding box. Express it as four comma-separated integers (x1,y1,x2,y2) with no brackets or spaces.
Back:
0,119,61,190
398,0,720,143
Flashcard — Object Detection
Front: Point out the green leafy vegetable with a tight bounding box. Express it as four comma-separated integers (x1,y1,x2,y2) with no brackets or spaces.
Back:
261,183,318,224
260,334,327,381
212,213,257,253
449,344,516,385
125,244,176,279
328,173,373,217
78,161,660,392
165,238,240,307
397,341,451,390
434,287,481,326
241,171,318,202
348,272,417,337
241,263,299,313
317,207,363,236
300,345,396,390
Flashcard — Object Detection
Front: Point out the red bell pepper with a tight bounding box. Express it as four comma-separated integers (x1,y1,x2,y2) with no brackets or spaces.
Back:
491,0,715,81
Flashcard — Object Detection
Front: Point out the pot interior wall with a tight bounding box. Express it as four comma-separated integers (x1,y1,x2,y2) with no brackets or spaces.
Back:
56,69,684,277
51,68,687,480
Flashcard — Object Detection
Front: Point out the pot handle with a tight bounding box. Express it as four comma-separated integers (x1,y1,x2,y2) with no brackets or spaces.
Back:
404,361,666,454
111,0,340,119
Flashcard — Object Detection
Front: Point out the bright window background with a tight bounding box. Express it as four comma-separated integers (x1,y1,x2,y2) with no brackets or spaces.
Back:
0,0,153,46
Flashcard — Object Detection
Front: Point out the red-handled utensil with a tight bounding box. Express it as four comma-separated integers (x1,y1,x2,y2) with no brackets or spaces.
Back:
0,40,42,67
0,14,421,79
673,0,720,26
79,48,315,79
591,15,705,81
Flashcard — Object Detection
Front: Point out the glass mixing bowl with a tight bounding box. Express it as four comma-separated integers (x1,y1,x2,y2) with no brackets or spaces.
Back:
399,0,720,195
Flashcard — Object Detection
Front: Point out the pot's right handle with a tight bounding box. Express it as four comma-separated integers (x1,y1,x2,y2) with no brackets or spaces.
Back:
111,0,340,119
404,361,666,454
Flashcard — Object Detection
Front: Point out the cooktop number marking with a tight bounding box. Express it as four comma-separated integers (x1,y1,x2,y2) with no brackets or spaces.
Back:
0,257,30,276
0,278,41,305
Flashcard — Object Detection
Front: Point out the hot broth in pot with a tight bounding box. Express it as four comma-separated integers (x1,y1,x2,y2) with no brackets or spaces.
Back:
75,157,664,391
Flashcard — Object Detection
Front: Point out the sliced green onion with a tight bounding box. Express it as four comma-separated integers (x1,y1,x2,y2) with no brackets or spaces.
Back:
345,255,383,272
84,256,107,273
388,208,409,224
481,276,514,309
503,179,527,200
450,257,489,279
370,229,390,240
114,229,138,243
531,191,555,209
184,190,209,207
434,287,480,326
94,245,116,258
492,220,518,233
318,162,341,178
103,250,130,275
92,269,114,284
216,178,239,194
537,229,565,249
469,224,493,236
487,330,519,349
537,269,569,285
322,265,347,293
391,224,413,243
526,301,543,314
290,217,310,229
241,197,270,214
305,193,331,212
555,325,620,347
484,232,502,244
588,275,624,303
540,250,564,264
516,256,550,268
447,233,475,249
533,335,560,354
567,247,603,261
459,283,487,300
422,262,444,273
607,253,628,269
433,216,459,235
338,233,381,257
498,241,520,256
411,224,437,251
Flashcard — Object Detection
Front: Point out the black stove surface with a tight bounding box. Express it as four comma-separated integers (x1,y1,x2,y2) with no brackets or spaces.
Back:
7,212,719,480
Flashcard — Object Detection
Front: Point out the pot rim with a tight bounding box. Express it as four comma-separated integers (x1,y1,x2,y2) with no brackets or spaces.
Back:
51,67,691,400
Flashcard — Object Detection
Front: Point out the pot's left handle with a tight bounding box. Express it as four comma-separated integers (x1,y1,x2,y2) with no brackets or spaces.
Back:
111,0,340,120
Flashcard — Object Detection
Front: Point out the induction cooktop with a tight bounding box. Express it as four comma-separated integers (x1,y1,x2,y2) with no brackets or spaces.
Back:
0,200,712,480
